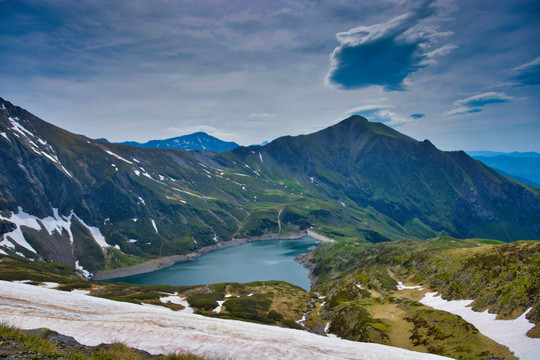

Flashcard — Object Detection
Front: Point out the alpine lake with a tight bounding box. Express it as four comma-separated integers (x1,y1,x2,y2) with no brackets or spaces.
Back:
106,235,320,290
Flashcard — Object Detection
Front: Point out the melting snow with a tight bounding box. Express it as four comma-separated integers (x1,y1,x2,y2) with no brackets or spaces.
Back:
420,292,539,360
137,197,146,206
0,207,110,253
213,300,225,313
259,152,264,162
151,220,158,234
75,260,93,279
40,208,74,243
397,282,423,291
8,116,35,137
159,294,194,314
133,169,141,176
0,132,10,142
0,281,449,360
72,214,111,248
103,149,134,164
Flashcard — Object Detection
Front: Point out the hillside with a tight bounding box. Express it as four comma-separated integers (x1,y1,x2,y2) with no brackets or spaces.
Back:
1,96,539,275
303,237,540,359
231,116,540,241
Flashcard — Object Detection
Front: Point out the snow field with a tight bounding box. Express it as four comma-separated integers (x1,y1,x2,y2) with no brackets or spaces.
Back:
420,292,539,360
0,281,450,360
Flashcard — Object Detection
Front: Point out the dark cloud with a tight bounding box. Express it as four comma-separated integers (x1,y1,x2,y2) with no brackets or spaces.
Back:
510,57,540,86
325,1,455,91
410,113,425,119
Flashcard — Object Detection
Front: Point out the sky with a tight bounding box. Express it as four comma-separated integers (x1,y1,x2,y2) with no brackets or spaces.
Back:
1,0,539,151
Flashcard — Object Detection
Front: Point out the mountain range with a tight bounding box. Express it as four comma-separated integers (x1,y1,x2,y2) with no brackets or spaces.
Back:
117,132,240,153
466,151,540,187
1,96,539,275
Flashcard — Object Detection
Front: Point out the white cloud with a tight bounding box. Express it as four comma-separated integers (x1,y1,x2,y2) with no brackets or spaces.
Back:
346,104,394,114
166,125,236,141
454,92,514,107
249,113,277,118
375,109,411,126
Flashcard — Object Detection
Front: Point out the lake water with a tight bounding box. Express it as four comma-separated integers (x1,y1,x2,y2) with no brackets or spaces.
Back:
106,236,319,290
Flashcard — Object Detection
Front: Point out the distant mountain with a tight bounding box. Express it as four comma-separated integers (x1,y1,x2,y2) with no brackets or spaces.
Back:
467,151,540,187
1,97,539,276
117,132,240,153
467,151,540,158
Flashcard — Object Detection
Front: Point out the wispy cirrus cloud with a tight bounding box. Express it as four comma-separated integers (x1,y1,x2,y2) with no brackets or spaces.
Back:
509,56,540,86
249,113,277,118
345,104,394,114
166,125,236,141
325,1,456,91
454,92,514,107
446,92,514,115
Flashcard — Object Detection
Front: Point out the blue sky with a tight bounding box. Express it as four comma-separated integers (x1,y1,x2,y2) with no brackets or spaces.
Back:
1,0,539,151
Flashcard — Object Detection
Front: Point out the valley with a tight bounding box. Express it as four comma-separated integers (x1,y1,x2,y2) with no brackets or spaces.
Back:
0,96,539,359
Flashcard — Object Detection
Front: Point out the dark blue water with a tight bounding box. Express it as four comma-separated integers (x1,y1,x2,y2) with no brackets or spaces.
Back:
106,236,319,290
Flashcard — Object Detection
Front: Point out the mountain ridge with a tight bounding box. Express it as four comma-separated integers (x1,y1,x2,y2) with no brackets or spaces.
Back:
1,96,539,275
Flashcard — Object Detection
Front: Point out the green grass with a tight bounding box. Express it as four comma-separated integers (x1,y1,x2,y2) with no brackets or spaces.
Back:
0,322,209,360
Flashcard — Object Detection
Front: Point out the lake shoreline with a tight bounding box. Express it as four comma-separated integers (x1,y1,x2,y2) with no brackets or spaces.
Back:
92,230,314,281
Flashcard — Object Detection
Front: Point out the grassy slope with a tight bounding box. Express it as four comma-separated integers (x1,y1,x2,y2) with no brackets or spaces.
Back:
305,237,539,359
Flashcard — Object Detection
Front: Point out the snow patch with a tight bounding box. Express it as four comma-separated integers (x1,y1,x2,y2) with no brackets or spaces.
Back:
72,214,111,248
71,289,91,295
133,169,141,176
75,260,93,279
151,220,158,234
159,294,194,314
397,282,423,291
420,292,539,360
258,152,264,162
103,149,134,164
213,300,225,313
38,282,59,289
8,116,35,138
40,208,74,243
0,132,10,142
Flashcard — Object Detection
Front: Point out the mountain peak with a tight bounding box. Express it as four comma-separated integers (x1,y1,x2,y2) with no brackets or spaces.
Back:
117,132,240,152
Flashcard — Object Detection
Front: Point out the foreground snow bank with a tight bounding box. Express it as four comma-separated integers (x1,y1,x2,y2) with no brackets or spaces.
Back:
420,292,539,360
0,281,449,360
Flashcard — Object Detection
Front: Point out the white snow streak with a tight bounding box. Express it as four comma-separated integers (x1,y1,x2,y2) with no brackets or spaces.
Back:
0,281,450,360
0,132,10,142
103,149,134,164
72,214,111,248
397,282,423,291
420,292,539,360
151,220,158,234
8,117,34,137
